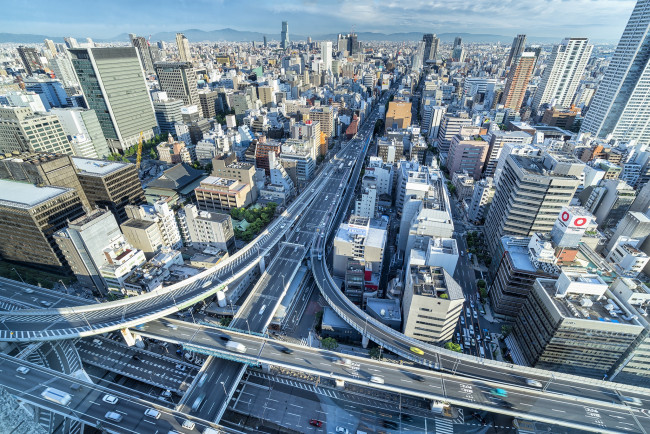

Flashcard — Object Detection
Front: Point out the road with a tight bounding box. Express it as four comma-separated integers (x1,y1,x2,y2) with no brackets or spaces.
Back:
136,319,650,433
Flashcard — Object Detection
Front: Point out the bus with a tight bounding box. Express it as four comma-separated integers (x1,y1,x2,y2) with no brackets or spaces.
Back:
41,387,72,406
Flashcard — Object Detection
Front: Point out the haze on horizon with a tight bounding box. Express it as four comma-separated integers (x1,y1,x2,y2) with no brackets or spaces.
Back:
1,0,636,42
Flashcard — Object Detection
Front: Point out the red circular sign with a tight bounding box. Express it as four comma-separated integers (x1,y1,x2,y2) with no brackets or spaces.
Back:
574,217,587,227
561,211,570,222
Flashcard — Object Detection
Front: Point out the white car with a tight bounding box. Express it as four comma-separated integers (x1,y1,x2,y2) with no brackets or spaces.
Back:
335,427,349,434
144,408,161,419
16,366,30,375
526,379,543,388
102,394,118,404
182,420,196,429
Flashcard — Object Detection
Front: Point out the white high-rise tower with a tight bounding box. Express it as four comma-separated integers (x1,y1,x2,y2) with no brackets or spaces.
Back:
581,0,650,144
321,41,332,73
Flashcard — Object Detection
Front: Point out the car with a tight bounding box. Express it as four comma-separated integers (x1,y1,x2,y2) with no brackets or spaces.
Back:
93,338,102,346
144,408,161,419
621,396,643,406
182,420,196,429
104,411,123,422
525,379,543,388
102,394,118,404
490,388,508,398
281,348,294,354
166,323,178,330
335,427,349,434
309,419,323,427
16,366,30,375
219,335,230,342
410,346,424,355
175,364,186,371
401,414,413,422
412,374,425,382
161,389,172,398
460,316,465,325
132,355,141,361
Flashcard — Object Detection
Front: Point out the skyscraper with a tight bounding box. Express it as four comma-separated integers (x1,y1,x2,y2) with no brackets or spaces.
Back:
453,37,462,49
321,41,332,73
281,21,289,49
501,51,537,111
17,46,44,75
129,33,156,73
580,0,650,144
69,47,158,152
506,34,527,67
176,33,191,62
532,38,593,111
154,62,202,116
422,34,439,63
44,39,57,57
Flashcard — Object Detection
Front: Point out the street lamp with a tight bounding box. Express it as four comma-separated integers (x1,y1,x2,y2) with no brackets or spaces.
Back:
220,381,228,395
58,279,69,295
11,268,25,284
245,319,251,334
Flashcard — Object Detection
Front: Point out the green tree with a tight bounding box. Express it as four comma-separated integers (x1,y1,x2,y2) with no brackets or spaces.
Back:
479,287,488,299
220,317,232,327
439,293,449,299
149,148,157,159
444,342,462,353
477,280,487,289
501,325,512,337
321,337,338,350
369,346,381,359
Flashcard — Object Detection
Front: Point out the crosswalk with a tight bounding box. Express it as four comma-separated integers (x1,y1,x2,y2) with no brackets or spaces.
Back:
435,417,455,434
249,371,341,399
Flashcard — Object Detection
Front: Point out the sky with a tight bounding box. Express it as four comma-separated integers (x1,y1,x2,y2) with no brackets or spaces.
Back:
1,0,637,42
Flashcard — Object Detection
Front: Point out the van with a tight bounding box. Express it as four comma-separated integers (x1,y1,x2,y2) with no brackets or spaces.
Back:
369,376,384,384
191,393,206,412
41,387,72,406
105,411,123,422
225,341,246,353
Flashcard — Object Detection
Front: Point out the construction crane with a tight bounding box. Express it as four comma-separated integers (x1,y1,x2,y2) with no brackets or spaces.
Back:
135,131,144,170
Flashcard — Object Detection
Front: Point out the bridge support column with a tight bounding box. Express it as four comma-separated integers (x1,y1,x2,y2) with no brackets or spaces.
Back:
362,335,369,348
261,363,271,373
259,256,266,273
120,328,145,348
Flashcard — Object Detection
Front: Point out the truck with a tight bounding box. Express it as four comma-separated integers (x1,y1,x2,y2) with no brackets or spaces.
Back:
225,341,246,353
41,387,72,406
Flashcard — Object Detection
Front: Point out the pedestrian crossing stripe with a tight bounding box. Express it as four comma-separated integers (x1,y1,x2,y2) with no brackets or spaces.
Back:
435,417,454,434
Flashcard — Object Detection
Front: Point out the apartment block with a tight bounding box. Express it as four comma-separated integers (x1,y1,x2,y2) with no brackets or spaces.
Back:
194,176,253,212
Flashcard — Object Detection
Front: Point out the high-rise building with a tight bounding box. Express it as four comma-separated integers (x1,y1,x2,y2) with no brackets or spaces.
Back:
176,33,191,62
50,107,111,159
53,209,123,293
23,76,69,109
72,157,146,224
436,113,472,153
321,41,332,73
152,92,183,135
281,21,290,49
0,107,74,155
483,130,533,178
402,265,464,344
580,0,650,144
333,215,387,278
446,128,490,180
506,34,527,67
532,38,593,111
0,179,84,272
17,46,44,75
422,34,439,64
129,33,156,73
194,176,254,212
0,152,91,210
44,39,57,57
501,51,537,111
484,154,581,254
198,90,221,120
179,204,235,253
69,47,158,152
154,62,202,116
50,54,79,88
467,177,495,223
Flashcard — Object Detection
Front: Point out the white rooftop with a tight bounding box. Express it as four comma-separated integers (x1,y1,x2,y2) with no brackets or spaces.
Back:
0,179,72,209
72,157,128,176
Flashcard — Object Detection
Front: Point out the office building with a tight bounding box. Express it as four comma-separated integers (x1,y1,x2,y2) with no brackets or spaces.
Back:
176,33,191,62
541,107,579,130
72,157,146,224
606,211,650,254
53,209,123,293
437,113,472,154
484,154,581,254
156,135,192,164
69,47,158,152
1,90,47,113
211,154,258,201
385,101,412,132
333,215,387,278
129,33,156,73
308,106,335,153
0,107,74,155
0,179,84,272
511,272,644,378
550,206,597,248
152,92,183,135
99,242,147,294
607,239,649,277
50,54,79,88
17,46,44,75
402,265,464,344
194,176,253,212
0,152,90,210
581,0,650,144
580,179,636,229
422,34,439,64
532,38,593,111
506,34,527,68
50,107,110,159
355,185,377,219
154,62,202,117
446,128,489,180
467,177,494,223
198,90,221,120
120,217,163,259
281,21,290,49
377,137,403,164
125,201,182,250
44,39,57,57
502,52,537,111
321,41,332,73
24,77,69,109
483,130,533,178
179,204,235,253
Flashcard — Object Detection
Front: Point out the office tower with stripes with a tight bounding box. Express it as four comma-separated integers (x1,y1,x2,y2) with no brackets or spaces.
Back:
580,0,650,145
502,51,537,111
506,34,527,67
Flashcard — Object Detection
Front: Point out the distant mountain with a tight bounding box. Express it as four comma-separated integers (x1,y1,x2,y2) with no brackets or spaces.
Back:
0,29,617,45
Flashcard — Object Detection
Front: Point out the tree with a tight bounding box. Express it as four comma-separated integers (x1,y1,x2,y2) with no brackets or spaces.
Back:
321,337,338,350
444,342,462,353
369,346,381,359
477,279,487,289
501,325,512,337
439,293,449,299
479,287,488,300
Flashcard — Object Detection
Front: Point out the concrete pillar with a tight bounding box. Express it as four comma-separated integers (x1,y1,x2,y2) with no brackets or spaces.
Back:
121,328,145,348
259,256,266,273
262,363,271,373
362,335,369,348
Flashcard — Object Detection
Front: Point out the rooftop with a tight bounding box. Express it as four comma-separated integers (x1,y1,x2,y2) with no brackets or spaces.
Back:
200,176,238,188
72,157,128,176
0,179,72,209
410,265,464,300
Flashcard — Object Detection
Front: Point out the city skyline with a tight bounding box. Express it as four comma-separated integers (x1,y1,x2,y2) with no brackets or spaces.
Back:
1,0,637,42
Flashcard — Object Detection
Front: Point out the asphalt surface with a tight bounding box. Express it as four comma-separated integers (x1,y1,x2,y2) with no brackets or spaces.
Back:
136,319,650,433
